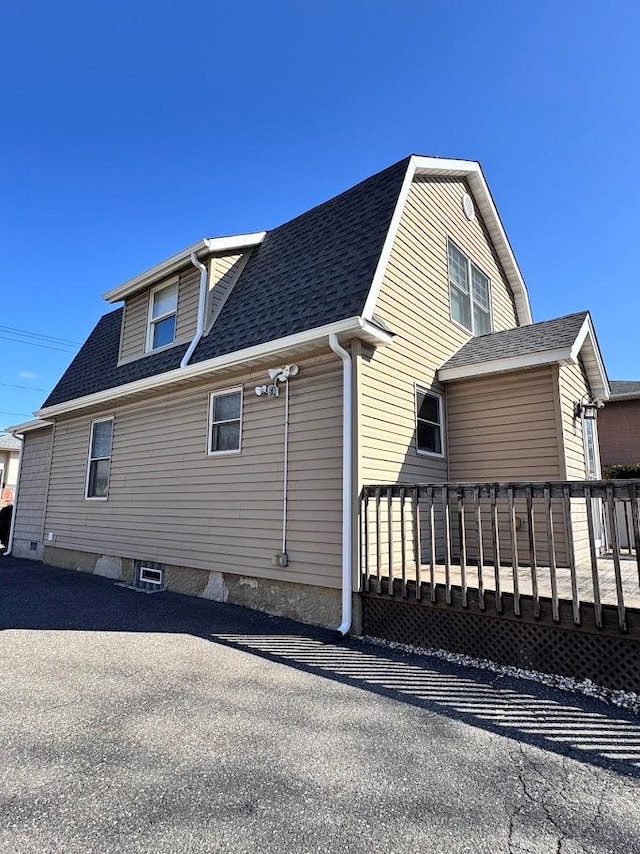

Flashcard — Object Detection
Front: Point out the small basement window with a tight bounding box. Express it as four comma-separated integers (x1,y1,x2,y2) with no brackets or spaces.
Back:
85,417,114,499
147,280,178,351
208,388,243,454
415,387,444,457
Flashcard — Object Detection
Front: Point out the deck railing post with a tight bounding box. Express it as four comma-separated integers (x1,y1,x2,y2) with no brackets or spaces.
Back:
363,490,370,593
400,487,407,598
387,488,394,597
457,487,468,607
442,485,452,604
543,485,559,622
606,483,627,632
584,484,603,629
562,485,581,625
490,484,502,613
412,487,422,601
474,486,485,610
631,483,640,586
426,486,436,602
526,486,539,618
375,487,382,595
508,486,520,616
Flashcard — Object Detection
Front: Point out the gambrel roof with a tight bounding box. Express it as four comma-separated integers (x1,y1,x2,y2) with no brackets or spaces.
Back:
38,155,534,415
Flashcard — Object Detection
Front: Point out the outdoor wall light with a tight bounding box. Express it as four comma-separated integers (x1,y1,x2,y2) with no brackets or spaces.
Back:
574,396,602,420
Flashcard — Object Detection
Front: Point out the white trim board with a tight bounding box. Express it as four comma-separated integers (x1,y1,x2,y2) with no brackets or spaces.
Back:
103,233,266,304
362,155,533,328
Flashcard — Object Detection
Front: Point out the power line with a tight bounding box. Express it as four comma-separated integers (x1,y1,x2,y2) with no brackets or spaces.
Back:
0,382,48,392
0,410,32,418
0,325,81,346
0,334,77,354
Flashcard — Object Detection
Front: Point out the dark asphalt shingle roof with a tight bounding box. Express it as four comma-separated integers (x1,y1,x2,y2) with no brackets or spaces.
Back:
440,311,589,372
43,157,410,408
609,380,640,399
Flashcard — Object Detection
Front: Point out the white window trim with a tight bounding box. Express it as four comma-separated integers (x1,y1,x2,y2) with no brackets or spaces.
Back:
145,278,179,353
207,386,243,457
446,238,493,337
84,416,114,500
415,384,445,459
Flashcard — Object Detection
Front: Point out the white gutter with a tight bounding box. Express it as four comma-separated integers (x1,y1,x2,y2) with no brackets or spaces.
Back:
4,435,24,556
36,317,393,419
329,333,353,636
180,252,209,368
102,232,266,304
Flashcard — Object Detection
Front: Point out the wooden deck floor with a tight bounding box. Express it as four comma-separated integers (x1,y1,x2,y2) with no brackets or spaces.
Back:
378,553,640,609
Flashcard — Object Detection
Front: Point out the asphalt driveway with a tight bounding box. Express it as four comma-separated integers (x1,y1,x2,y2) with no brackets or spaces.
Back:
1,556,639,853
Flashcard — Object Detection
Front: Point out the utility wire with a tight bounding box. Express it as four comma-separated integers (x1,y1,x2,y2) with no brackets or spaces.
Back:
0,382,48,392
0,334,77,354
0,410,32,418
0,325,81,346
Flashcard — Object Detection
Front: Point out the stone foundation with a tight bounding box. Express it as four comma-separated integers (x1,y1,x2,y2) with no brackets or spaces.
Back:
42,545,342,629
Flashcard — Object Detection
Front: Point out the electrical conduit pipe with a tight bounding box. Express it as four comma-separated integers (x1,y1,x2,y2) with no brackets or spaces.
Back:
328,333,352,636
180,252,209,368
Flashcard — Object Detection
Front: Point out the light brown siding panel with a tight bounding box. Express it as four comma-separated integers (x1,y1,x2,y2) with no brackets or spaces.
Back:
44,355,343,588
360,175,520,487
119,290,148,360
558,360,596,565
175,267,200,341
12,426,54,559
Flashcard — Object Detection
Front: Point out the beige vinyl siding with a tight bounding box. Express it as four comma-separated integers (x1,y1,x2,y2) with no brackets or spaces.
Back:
119,289,148,360
360,175,519,485
174,267,200,341
447,367,562,482
12,426,54,560
558,360,593,565
119,267,200,362
6,451,19,486
44,354,343,588
207,253,244,328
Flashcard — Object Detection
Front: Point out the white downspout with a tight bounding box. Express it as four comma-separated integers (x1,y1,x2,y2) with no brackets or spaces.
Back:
180,252,209,368
4,433,24,556
282,377,290,557
328,333,352,636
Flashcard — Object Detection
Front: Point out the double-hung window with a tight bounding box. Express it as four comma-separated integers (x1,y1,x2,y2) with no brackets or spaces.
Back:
147,281,178,351
447,240,492,335
208,388,243,454
416,387,444,457
86,418,113,499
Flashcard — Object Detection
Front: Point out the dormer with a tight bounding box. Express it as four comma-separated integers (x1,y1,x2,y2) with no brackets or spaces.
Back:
103,233,265,365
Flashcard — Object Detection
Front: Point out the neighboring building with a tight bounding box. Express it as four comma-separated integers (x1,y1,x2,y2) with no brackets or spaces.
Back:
0,433,21,506
6,155,610,630
598,381,640,469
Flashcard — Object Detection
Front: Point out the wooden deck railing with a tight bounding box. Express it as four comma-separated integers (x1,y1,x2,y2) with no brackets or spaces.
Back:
360,480,640,633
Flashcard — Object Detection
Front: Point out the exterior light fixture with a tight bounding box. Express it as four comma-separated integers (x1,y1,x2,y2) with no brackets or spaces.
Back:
574,397,601,420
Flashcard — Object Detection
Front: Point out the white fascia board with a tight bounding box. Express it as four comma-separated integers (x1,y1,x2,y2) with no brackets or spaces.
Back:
570,315,610,400
36,316,388,419
362,156,533,328
102,232,266,304
4,418,52,436
438,347,573,383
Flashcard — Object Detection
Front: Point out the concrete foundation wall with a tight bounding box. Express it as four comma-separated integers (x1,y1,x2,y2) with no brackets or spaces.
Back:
43,545,342,629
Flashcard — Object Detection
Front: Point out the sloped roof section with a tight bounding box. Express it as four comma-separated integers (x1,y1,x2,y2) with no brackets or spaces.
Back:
609,380,640,400
438,311,610,399
42,158,409,409
441,312,588,370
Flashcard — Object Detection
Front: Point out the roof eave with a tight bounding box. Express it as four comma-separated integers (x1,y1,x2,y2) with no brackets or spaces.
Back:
438,346,573,383
102,232,267,304
4,418,52,436
36,316,393,419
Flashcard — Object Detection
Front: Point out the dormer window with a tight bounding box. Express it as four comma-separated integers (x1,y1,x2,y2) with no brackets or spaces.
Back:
147,281,178,351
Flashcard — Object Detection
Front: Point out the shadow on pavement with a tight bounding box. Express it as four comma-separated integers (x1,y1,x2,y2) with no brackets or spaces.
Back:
2,556,640,779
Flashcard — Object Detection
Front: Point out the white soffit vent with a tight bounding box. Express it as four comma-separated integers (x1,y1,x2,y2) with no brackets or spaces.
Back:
139,566,163,586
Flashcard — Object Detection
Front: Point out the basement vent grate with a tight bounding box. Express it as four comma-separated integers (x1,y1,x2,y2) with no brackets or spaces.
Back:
29,541,38,551
133,560,165,592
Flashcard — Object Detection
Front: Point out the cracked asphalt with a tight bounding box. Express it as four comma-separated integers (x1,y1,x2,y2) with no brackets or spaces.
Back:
1,557,639,853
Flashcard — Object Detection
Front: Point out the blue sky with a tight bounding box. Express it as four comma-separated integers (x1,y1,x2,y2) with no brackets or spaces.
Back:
1,0,639,423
